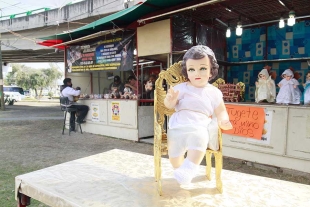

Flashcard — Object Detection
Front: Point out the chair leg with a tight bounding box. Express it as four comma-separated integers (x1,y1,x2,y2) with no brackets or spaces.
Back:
62,111,67,135
156,157,162,196
206,151,212,180
153,139,162,196
79,123,83,134
69,112,73,136
214,152,223,193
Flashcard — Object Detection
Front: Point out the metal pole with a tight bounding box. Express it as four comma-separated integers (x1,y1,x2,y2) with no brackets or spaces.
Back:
0,36,5,111
141,64,143,98
98,72,100,94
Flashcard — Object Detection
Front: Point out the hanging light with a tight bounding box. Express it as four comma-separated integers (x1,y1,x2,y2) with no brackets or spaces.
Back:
279,17,285,28
287,10,296,26
226,27,231,38
236,21,242,36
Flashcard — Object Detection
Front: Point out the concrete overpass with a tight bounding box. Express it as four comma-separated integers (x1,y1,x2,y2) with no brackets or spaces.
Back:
0,0,139,63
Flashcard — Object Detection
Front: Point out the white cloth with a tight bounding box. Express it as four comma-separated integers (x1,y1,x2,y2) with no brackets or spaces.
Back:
169,83,222,129
167,83,223,156
282,69,294,77
61,87,81,102
168,125,210,158
292,79,301,104
173,158,199,185
276,78,301,104
255,69,276,103
304,80,310,105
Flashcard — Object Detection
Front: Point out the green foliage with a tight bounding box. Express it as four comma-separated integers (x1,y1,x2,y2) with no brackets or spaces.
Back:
5,64,62,97
48,91,54,98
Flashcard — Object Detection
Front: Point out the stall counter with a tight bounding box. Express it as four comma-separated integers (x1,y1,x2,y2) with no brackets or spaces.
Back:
223,103,310,173
75,99,153,141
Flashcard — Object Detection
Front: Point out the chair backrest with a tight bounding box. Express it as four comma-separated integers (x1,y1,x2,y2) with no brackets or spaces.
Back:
154,62,186,132
60,97,71,111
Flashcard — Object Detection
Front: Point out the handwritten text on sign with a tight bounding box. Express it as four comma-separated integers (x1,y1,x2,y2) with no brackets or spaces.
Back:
224,105,265,139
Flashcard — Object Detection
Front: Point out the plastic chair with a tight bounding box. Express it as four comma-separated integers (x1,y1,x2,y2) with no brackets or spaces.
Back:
60,97,82,135
154,61,223,195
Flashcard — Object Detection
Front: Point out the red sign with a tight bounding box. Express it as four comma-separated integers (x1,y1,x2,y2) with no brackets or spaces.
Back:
224,104,265,139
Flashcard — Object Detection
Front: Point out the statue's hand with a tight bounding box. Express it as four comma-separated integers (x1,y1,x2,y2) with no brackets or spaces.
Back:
219,120,233,130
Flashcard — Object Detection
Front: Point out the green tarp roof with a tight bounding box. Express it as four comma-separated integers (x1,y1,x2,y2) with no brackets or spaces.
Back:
40,0,192,41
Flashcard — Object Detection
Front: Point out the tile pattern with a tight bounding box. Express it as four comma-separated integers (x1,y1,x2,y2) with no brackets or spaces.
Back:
226,21,310,101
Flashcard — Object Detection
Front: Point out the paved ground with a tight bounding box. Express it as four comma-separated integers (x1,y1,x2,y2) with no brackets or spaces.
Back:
0,101,310,206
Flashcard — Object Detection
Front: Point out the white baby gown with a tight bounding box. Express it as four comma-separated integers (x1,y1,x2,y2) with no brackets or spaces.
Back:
303,80,310,105
292,78,301,104
255,69,276,103
276,79,293,104
276,78,301,104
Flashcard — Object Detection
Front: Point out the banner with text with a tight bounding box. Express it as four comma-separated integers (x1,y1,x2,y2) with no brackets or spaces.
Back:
224,104,265,139
66,34,134,72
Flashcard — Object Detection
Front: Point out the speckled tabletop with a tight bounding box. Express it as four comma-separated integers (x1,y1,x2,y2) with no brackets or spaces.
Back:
16,149,310,207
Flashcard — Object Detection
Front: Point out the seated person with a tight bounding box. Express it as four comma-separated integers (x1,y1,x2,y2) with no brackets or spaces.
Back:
125,75,141,96
61,78,89,131
109,75,125,93
144,74,156,99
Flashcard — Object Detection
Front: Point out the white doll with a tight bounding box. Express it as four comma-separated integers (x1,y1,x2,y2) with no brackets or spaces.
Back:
276,69,301,104
164,45,232,185
255,69,276,103
303,72,310,105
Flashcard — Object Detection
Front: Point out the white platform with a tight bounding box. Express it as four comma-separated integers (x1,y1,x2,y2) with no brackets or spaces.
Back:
15,149,310,207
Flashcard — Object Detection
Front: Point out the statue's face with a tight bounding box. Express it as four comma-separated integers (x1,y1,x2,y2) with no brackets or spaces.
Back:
259,74,266,80
306,74,310,80
286,75,292,81
186,56,211,88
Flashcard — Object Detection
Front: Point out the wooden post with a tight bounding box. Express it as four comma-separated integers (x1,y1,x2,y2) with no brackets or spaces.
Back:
17,193,31,207
0,34,5,111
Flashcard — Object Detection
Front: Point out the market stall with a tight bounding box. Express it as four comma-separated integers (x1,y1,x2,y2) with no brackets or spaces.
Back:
63,31,162,141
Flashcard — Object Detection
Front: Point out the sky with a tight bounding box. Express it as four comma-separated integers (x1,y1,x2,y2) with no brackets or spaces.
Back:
0,0,85,18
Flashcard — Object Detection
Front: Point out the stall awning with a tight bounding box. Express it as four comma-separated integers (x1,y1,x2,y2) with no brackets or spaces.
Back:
39,0,193,42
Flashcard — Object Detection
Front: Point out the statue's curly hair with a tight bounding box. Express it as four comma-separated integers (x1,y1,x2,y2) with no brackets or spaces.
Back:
181,45,219,81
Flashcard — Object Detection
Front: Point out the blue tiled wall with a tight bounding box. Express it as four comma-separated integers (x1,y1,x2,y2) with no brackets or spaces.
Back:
227,20,310,102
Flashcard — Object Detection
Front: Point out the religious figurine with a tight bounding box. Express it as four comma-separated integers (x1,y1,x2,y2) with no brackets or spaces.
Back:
164,45,232,185
303,71,310,105
121,87,133,99
255,66,276,103
110,88,121,99
276,69,301,105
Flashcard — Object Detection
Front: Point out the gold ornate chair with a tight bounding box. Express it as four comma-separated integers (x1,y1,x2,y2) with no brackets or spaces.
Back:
154,61,223,196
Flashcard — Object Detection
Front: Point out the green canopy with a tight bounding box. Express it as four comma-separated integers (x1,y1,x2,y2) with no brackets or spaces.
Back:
40,0,192,41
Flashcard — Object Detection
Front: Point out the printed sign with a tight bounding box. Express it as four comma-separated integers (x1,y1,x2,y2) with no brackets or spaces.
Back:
224,104,265,139
111,102,120,121
91,103,100,122
66,34,134,72
247,110,273,144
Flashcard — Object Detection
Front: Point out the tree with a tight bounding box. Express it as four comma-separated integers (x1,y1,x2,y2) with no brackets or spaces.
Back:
5,64,62,98
4,64,22,86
